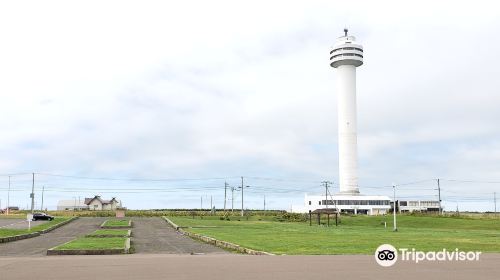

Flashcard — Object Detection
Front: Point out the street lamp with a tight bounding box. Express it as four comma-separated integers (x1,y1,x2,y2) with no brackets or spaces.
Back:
392,184,398,232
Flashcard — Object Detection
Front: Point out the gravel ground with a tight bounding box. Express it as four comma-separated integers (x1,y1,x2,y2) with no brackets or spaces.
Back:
0,217,226,256
0,217,105,256
132,217,227,254
0,219,48,229
0,219,25,228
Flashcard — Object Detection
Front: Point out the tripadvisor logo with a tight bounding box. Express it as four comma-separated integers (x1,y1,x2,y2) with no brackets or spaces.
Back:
375,244,482,267
375,244,398,267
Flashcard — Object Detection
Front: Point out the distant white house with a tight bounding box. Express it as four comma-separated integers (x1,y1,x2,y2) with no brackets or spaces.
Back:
57,196,122,211
84,196,122,211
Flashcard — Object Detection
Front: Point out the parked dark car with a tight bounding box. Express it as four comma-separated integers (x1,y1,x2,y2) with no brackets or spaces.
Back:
32,213,54,221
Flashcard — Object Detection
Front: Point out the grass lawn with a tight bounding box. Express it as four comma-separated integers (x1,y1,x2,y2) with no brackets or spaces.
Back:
86,229,130,237
102,219,131,227
55,237,127,250
0,217,70,238
169,215,500,255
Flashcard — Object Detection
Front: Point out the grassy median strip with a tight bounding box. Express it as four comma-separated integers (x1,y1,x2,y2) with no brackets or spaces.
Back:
0,217,70,238
86,229,131,237
169,215,500,255
55,237,128,250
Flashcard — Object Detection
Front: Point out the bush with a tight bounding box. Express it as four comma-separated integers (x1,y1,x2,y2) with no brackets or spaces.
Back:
275,212,307,222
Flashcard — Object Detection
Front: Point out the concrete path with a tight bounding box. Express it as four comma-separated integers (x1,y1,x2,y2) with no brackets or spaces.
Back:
132,217,226,254
0,217,105,256
1,254,499,280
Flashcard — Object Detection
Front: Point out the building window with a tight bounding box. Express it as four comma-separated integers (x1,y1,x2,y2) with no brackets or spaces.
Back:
319,201,321,205
308,201,311,205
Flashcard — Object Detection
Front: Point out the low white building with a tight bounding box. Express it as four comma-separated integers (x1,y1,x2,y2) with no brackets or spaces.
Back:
57,200,89,211
396,200,440,213
302,194,392,215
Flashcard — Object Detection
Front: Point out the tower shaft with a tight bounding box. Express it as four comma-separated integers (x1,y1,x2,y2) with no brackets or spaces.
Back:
336,64,359,194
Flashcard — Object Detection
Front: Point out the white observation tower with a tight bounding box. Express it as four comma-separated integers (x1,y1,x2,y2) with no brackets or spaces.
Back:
330,29,363,195
298,30,392,215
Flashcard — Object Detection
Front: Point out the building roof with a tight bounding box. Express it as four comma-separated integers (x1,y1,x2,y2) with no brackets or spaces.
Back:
85,196,120,205
306,194,392,200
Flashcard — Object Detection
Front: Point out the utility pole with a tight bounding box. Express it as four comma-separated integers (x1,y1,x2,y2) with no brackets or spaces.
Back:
321,181,332,208
240,177,244,217
393,184,397,232
224,182,228,212
200,196,203,210
264,195,266,211
41,186,45,211
30,173,35,214
6,176,10,215
231,187,235,213
437,178,442,215
210,195,213,210
494,192,497,214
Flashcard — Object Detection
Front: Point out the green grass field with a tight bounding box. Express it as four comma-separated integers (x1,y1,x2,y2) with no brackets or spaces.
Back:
0,217,70,238
86,229,130,237
101,219,131,227
55,237,128,250
169,215,500,255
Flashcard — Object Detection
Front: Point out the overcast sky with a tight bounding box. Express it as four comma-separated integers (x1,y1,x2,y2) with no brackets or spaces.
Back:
1,0,499,211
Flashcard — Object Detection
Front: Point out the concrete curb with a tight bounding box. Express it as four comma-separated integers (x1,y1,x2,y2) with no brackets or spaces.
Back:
85,229,132,238
163,217,274,256
164,217,180,230
0,217,78,244
100,219,133,229
47,238,131,255
40,217,79,234
125,238,131,254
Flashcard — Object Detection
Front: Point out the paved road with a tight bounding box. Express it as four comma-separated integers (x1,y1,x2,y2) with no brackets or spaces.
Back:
132,217,226,254
1,254,499,280
0,219,48,229
0,217,105,256
0,219,27,227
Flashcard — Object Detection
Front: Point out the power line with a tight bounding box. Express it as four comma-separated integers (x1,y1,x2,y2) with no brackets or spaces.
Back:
442,179,500,184
35,173,239,182
0,173,33,177
245,176,322,183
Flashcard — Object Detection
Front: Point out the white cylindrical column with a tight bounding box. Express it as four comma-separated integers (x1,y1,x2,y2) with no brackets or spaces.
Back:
336,64,359,194
329,29,363,195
